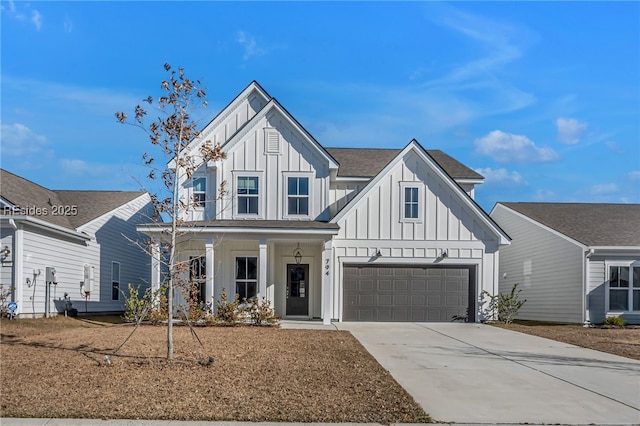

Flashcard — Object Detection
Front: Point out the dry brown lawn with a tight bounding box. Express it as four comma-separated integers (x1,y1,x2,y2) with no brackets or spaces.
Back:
0,316,430,423
491,321,640,360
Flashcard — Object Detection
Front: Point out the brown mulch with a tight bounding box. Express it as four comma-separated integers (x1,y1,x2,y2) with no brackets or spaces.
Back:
491,322,640,361
0,316,430,423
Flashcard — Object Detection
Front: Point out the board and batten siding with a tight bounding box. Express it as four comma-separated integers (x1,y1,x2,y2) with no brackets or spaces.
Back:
331,151,500,321
79,194,154,313
491,204,584,323
217,109,330,221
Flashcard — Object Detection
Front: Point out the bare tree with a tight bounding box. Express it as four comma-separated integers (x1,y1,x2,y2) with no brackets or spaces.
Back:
116,64,225,359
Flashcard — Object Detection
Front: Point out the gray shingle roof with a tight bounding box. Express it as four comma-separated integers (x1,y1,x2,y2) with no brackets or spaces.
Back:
1,169,146,230
326,148,484,180
500,202,640,247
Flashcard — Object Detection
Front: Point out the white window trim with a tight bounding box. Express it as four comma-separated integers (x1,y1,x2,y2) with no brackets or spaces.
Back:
111,261,120,301
399,182,424,223
604,260,640,314
283,172,313,220
191,176,207,210
232,171,264,219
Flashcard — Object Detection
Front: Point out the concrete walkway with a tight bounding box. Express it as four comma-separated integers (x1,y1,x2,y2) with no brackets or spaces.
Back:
336,322,640,425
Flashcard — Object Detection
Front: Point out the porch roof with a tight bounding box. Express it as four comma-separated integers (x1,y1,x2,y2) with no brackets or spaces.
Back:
137,219,340,237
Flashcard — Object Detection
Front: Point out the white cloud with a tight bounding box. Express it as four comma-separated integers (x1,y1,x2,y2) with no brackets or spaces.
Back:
0,123,48,156
64,16,73,34
605,140,624,154
533,189,556,201
590,183,619,195
474,167,525,185
31,9,42,31
555,117,587,144
627,171,640,180
474,130,559,163
237,31,267,60
59,158,108,176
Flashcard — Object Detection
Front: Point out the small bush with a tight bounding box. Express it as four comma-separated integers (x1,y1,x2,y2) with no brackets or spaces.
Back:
178,281,208,322
248,297,280,326
482,283,527,324
122,284,147,323
0,284,12,318
603,316,626,328
215,288,242,325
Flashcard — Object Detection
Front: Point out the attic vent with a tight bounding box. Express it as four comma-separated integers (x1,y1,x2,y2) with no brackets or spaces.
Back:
265,129,280,154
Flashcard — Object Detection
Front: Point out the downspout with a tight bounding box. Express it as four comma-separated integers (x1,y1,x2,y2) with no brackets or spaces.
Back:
584,248,595,326
8,219,24,317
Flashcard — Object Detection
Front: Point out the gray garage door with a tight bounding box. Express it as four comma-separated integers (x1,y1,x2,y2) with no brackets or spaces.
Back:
343,265,474,322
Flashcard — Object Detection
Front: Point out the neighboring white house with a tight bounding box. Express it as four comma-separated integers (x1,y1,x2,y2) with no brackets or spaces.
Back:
490,202,640,325
0,169,154,317
138,81,510,324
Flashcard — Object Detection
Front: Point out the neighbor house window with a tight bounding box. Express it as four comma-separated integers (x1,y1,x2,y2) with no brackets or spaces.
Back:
237,176,259,215
608,265,640,311
189,256,206,304
288,177,309,215
235,256,257,301
111,262,120,301
192,177,206,208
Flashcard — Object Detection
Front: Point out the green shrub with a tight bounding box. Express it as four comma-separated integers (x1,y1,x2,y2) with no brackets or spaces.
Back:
482,283,527,324
122,284,147,323
603,316,626,327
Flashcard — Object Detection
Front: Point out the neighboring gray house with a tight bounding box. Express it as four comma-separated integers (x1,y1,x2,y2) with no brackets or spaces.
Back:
490,202,640,324
138,81,510,324
0,169,154,317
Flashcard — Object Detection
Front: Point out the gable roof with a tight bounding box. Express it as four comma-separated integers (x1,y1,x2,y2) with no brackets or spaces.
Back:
497,202,640,247
331,140,510,245
326,147,484,180
0,169,147,230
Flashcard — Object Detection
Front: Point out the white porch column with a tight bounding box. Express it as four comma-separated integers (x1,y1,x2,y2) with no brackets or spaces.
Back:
205,238,215,305
321,239,333,325
150,239,161,293
259,239,267,300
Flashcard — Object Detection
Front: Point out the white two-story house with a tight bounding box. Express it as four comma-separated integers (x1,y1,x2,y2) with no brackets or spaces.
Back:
138,81,510,324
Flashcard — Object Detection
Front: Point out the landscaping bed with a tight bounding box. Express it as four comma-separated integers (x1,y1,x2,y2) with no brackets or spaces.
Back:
491,321,640,360
0,316,430,423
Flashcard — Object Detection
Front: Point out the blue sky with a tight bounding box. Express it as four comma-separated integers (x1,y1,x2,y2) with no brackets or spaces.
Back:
2,1,639,211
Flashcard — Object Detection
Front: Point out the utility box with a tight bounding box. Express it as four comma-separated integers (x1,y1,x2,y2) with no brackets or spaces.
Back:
45,267,57,284
83,264,94,293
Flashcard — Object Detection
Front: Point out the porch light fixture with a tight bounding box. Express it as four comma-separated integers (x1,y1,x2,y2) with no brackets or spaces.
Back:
293,243,303,265
1,246,10,258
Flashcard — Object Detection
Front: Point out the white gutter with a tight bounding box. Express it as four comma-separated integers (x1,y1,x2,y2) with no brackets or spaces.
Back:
1,215,91,242
583,248,595,325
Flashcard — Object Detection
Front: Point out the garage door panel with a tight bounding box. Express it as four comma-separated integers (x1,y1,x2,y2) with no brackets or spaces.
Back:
343,265,473,322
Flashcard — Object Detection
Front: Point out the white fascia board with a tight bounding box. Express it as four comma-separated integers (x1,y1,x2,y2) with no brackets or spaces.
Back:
0,215,91,242
137,225,339,236
0,197,18,210
77,193,151,232
588,246,640,252
331,140,510,245
333,176,371,183
168,82,272,170
455,178,484,185
492,203,587,250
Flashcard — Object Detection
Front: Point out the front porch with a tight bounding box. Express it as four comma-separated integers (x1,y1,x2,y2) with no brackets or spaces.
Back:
141,220,339,324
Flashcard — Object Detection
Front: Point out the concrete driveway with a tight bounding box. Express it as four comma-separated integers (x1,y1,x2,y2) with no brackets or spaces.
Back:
336,322,640,425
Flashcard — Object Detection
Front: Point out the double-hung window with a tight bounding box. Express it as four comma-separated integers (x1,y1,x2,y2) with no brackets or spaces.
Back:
237,176,259,215
192,177,206,208
235,256,258,301
608,265,640,312
111,262,120,301
287,177,309,216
